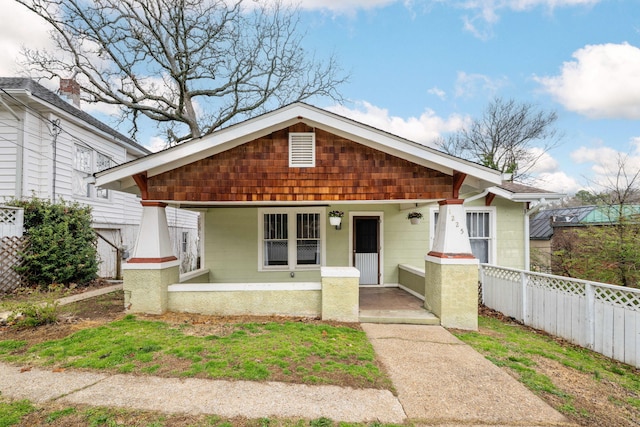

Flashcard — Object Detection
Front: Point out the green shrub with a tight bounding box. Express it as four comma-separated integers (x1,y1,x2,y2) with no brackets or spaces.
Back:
8,198,98,287
7,301,59,328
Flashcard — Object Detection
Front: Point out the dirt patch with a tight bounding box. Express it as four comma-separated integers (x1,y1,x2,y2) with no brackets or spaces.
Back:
0,287,126,345
533,356,640,426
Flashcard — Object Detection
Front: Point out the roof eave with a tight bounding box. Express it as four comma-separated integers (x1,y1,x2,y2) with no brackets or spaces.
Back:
96,103,504,191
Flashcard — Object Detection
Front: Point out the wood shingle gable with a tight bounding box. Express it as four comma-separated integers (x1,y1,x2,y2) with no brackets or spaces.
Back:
146,125,453,202
95,103,504,198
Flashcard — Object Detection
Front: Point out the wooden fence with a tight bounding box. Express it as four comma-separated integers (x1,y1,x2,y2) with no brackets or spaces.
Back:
480,264,640,369
0,206,26,292
0,236,28,292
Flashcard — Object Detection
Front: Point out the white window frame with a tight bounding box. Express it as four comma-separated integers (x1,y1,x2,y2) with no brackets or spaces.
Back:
288,132,315,168
258,207,326,271
73,145,92,198
181,231,189,253
429,206,497,264
73,144,112,200
95,152,111,199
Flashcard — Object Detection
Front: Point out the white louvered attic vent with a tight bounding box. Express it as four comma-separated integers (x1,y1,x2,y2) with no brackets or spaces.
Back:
289,132,315,167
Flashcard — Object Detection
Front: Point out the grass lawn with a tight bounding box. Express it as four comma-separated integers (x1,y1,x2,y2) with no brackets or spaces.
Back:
0,314,392,390
452,313,640,427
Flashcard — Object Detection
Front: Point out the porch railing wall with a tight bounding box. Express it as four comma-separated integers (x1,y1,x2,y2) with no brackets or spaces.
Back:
480,264,640,369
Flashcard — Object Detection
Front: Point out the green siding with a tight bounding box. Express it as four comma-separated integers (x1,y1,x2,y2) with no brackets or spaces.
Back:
202,200,525,283
494,198,526,269
204,204,430,284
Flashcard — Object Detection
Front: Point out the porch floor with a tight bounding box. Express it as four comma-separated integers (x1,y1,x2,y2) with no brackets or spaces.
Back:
358,287,439,325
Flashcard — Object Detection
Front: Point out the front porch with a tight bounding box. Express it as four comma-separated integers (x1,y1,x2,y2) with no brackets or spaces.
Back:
359,287,439,325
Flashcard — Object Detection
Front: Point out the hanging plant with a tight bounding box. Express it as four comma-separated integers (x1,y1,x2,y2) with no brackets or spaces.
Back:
328,210,344,218
407,212,423,219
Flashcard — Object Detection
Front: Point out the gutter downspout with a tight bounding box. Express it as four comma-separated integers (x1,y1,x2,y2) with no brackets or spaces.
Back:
463,189,489,205
524,198,547,271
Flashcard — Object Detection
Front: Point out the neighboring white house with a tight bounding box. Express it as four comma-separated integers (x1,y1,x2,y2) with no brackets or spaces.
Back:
0,77,199,279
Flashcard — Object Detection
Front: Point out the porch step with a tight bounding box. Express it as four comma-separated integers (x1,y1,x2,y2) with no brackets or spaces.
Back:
359,309,440,325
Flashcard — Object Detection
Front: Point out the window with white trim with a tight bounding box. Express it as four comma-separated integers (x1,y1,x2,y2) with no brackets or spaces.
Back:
431,207,496,263
260,208,324,270
466,211,491,264
96,153,111,199
73,145,92,197
289,132,315,167
73,144,112,199
181,231,189,253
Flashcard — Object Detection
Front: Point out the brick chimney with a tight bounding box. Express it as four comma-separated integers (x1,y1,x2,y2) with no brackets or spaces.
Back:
59,78,81,107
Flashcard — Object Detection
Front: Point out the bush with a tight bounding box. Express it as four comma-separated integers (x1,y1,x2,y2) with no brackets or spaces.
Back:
8,198,98,287
7,301,59,328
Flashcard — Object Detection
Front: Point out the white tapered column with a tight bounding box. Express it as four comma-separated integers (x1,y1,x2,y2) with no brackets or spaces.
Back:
123,201,179,314
425,199,479,330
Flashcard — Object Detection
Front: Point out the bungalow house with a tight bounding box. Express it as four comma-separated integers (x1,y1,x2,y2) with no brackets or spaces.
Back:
95,103,562,329
0,77,199,279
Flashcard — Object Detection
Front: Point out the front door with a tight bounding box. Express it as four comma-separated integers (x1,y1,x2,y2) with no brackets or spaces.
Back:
353,217,380,285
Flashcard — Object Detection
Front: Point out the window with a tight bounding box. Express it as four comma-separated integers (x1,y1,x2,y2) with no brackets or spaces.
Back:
96,153,111,199
73,144,112,199
289,133,315,167
260,208,324,270
432,208,495,263
73,146,92,197
467,211,491,264
181,232,189,253
264,213,289,266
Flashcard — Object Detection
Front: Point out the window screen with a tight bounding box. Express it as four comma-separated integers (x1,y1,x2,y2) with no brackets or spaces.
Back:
296,213,320,265
263,213,288,266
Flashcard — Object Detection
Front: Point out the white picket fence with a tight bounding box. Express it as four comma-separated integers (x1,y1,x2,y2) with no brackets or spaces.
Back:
480,264,640,368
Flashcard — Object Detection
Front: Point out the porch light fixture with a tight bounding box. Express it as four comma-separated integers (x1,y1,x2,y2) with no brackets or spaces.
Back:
328,210,344,230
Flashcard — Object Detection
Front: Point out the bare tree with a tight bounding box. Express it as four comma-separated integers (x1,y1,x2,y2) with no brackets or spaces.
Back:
437,98,561,181
16,0,347,144
553,155,640,287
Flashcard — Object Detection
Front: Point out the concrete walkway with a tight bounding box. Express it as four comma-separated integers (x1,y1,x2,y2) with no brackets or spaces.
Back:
0,322,575,425
0,283,123,323
363,324,575,426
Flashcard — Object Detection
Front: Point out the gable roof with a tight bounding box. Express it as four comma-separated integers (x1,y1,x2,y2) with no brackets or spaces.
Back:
529,206,595,240
96,102,504,196
0,77,149,157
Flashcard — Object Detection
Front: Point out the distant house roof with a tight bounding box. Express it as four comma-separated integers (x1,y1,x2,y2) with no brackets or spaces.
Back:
529,204,640,240
530,206,595,240
582,205,640,224
0,77,150,156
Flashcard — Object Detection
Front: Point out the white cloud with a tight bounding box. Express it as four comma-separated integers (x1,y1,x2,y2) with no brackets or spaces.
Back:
457,0,599,39
145,136,169,153
528,148,559,174
454,71,508,98
0,0,54,76
326,101,469,145
532,171,580,194
281,0,398,13
536,43,640,119
570,139,640,191
525,148,579,193
428,87,447,100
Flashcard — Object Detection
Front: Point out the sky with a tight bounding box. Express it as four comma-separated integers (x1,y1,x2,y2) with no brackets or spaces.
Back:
1,0,639,195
